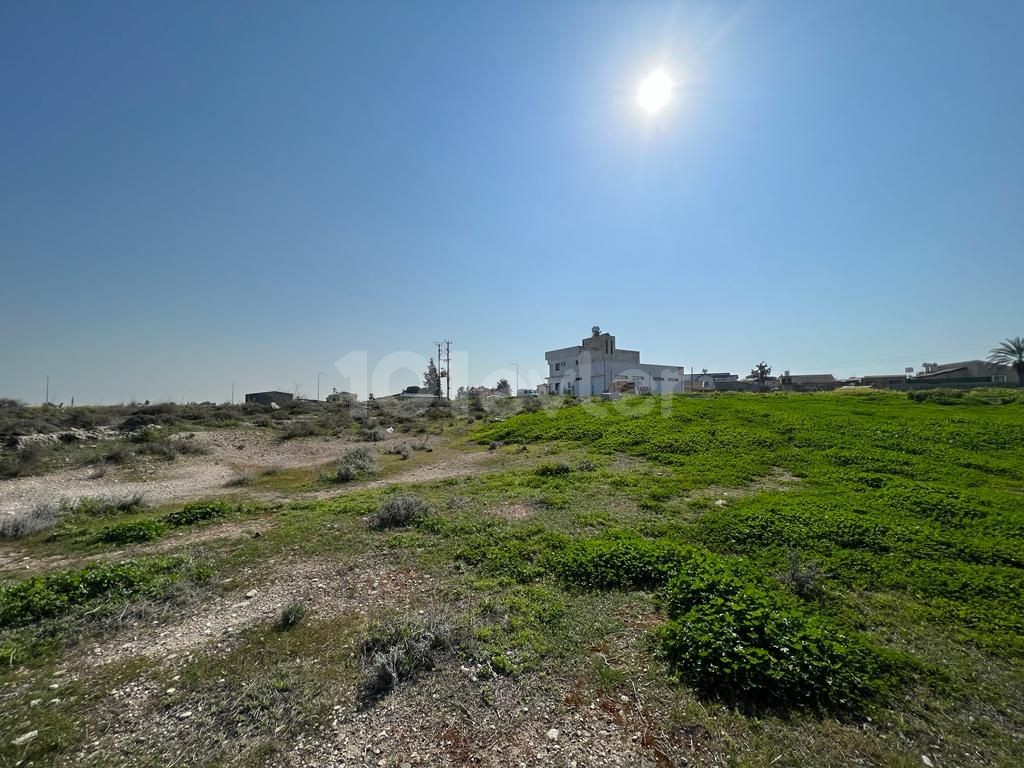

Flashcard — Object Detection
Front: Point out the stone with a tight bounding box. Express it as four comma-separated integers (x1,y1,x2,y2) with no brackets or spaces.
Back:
546,728,560,741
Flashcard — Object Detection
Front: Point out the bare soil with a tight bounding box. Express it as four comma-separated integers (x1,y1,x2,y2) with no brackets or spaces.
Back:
0,429,386,515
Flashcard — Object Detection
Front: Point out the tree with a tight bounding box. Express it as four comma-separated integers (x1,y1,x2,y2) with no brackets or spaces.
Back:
423,358,441,396
749,361,772,391
988,337,1024,384
495,378,512,396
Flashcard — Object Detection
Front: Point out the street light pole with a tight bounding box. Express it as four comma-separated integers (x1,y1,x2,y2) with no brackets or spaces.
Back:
511,362,519,396
317,372,325,401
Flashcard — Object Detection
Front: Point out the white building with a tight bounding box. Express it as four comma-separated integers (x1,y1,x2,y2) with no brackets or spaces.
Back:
545,327,685,396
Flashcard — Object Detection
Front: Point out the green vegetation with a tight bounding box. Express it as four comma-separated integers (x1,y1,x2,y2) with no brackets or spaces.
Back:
98,519,167,544
276,601,307,631
0,557,192,629
163,499,230,527
2,390,1022,766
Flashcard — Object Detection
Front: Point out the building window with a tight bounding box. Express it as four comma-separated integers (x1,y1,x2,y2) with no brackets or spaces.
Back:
653,377,663,381
993,374,1007,383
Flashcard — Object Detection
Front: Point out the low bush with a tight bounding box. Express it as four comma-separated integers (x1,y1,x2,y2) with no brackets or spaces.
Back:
276,601,307,631
371,495,430,529
356,612,470,709
521,397,543,414
0,444,43,479
98,519,167,544
163,500,230,527
330,447,376,483
0,557,186,627
385,442,413,460
534,462,571,477
74,493,146,517
135,436,207,460
0,503,62,539
657,556,898,712
280,420,318,440
553,535,693,591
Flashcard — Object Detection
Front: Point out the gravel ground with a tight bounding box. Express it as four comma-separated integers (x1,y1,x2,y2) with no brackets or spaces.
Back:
0,429,376,515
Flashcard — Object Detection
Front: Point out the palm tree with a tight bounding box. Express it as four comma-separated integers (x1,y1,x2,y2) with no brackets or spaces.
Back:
987,337,1024,384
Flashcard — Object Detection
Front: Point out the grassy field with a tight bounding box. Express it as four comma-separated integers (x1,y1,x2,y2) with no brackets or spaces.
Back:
1,391,1022,766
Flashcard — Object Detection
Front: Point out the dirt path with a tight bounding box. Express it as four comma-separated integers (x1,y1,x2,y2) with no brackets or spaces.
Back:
304,450,495,500
0,429,386,515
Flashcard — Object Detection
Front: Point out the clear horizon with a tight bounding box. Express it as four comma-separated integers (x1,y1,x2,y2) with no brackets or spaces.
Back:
2,1,1022,405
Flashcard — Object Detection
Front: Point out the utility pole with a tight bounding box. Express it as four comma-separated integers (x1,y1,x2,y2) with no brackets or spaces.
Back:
45,375,49,406
231,382,235,405
317,372,324,401
443,339,452,401
511,362,519,396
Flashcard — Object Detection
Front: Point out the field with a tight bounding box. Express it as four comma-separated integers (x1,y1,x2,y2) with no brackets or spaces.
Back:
1,391,1022,767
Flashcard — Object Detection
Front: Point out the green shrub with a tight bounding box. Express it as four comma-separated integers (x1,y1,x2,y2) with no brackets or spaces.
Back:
657,559,896,712
0,557,185,627
163,500,230,527
276,601,307,631
553,535,692,591
98,519,167,544
534,462,571,477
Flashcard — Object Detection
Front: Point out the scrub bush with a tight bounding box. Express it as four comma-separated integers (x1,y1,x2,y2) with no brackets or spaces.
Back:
99,519,166,544
163,500,230,527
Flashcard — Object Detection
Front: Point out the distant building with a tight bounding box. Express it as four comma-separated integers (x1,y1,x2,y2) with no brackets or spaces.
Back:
686,371,739,391
545,327,684,396
916,360,1019,386
245,391,293,407
779,372,839,391
859,374,909,389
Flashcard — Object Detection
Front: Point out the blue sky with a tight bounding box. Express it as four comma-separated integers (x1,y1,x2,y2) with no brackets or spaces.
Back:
2,1,1022,404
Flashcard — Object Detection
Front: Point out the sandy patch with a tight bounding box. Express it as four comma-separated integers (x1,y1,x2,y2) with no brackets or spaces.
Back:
0,429,380,516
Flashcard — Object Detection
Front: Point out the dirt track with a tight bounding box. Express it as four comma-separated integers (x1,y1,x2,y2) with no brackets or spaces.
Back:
0,429,364,515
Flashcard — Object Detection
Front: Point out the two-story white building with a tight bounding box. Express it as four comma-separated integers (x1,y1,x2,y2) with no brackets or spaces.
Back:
545,327,685,396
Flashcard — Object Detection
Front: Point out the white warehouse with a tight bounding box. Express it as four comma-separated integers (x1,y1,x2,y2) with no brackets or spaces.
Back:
545,327,685,397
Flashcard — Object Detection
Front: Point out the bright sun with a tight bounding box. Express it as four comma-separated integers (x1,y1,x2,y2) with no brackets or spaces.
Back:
637,68,672,115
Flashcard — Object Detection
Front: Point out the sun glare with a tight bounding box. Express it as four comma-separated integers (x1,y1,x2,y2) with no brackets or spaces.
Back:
637,68,672,115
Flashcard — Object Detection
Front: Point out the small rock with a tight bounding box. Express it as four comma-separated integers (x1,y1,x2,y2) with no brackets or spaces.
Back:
714,499,727,507
48,683,60,690
166,688,176,694
12,730,38,746
245,589,258,599
546,728,560,741
178,710,193,719
29,699,42,707
921,757,934,768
